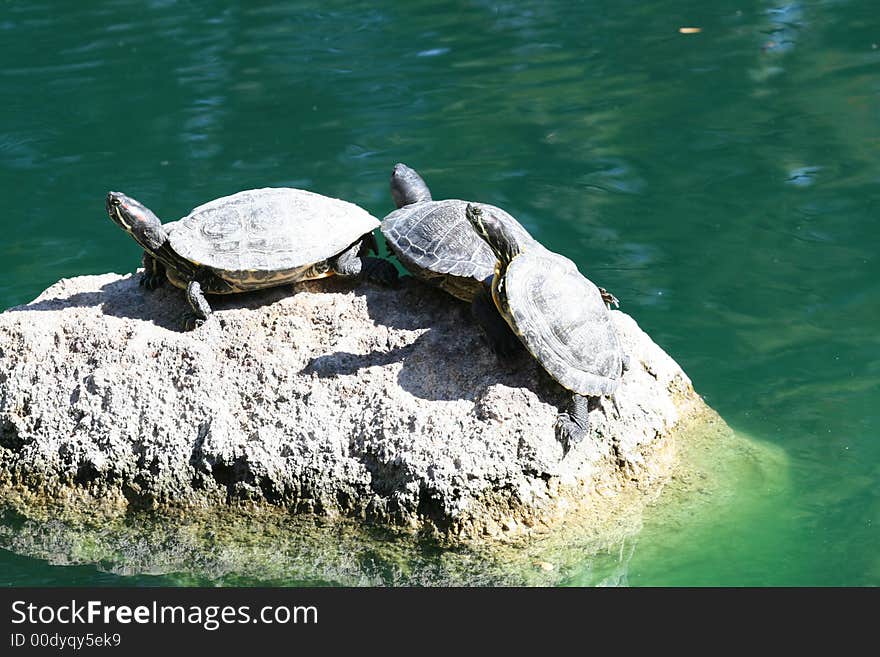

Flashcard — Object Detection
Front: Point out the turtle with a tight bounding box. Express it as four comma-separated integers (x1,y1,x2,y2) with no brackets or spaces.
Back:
106,188,398,330
465,203,624,452
381,163,538,357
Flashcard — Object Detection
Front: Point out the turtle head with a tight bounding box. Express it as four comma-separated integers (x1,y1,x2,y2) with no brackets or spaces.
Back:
390,163,433,208
106,192,166,252
466,203,524,267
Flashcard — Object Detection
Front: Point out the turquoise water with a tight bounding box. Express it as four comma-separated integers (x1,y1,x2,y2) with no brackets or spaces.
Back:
1,0,877,586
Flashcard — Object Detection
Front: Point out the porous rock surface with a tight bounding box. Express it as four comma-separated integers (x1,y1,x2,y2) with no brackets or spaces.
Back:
0,272,702,540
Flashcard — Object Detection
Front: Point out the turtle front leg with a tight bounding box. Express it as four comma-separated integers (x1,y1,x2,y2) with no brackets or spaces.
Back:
182,280,212,331
332,240,399,287
471,289,522,359
556,393,591,454
140,252,166,290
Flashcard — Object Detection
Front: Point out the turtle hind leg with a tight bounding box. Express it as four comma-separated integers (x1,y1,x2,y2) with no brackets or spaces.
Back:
555,393,592,454
181,280,212,331
598,286,620,309
140,252,166,290
332,241,400,288
471,289,521,359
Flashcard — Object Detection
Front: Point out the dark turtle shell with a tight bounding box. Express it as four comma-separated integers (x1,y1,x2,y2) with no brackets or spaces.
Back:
382,199,535,301
499,250,622,396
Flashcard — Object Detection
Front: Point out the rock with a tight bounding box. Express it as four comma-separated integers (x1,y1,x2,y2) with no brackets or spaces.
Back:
0,272,705,541
0,415,788,585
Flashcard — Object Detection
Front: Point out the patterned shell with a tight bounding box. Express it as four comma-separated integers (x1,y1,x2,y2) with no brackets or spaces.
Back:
503,251,622,396
168,188,380,272
382,200,535,281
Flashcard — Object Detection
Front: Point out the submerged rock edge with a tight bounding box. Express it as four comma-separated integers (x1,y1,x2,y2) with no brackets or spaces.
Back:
0,272,708,543
0,406,782,586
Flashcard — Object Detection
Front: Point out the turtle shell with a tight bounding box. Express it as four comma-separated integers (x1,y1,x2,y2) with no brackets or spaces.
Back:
169,188,379,274
501,251,622,396
382,200,536,294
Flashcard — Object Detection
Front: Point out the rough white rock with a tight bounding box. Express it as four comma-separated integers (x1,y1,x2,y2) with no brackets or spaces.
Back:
0,272,702,540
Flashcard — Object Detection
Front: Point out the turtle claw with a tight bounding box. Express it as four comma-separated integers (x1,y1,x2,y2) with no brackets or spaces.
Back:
599,287,619,309
181,313,205,331
555,413,587,454
139,271,165,290
140,253,166,291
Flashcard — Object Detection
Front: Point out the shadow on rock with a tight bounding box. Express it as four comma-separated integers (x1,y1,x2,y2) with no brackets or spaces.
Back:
303,276,572,405
7,276,181,331
304,321,562,405
10,274,321,333
346,275,451,332
304,329,517,402
305,342,417,378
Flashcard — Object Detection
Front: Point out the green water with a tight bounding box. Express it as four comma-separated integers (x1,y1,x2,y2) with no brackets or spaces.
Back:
0,0,877,586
